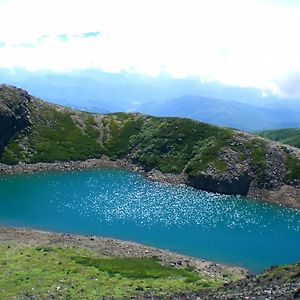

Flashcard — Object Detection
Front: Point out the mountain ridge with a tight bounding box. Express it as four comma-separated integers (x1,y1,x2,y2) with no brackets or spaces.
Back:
3,68,300,132
136,95,300,132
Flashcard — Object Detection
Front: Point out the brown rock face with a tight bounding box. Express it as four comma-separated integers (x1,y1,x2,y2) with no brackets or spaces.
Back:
188,173,253,196
0,85,32,154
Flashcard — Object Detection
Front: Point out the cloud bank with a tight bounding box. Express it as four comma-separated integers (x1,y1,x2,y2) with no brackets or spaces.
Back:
0,0,300,98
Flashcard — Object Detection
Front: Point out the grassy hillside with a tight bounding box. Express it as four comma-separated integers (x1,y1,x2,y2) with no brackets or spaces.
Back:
259,128,300,148
0,85,234,173
1,85,300,200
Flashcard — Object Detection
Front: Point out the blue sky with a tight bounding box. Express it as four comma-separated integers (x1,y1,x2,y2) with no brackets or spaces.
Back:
0,0,300,98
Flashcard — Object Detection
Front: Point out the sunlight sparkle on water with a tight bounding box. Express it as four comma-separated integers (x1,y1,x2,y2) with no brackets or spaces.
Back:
50,170,300,233
1,169,299,272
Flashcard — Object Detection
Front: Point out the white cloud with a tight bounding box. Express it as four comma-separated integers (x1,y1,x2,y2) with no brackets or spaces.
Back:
0,0,300,97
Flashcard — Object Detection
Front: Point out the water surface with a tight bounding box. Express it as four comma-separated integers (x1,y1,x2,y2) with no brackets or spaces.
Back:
0,169,299,273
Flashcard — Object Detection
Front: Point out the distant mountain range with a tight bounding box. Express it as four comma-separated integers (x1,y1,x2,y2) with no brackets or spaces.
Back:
1,68,300,132
135,96,300,132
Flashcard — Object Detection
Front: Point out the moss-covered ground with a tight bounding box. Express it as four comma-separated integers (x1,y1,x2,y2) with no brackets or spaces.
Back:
258,261,300,281
132,117,234,174
0,243,224,299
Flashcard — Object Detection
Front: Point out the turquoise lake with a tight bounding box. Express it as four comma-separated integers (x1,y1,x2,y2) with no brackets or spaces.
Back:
0,168,299,273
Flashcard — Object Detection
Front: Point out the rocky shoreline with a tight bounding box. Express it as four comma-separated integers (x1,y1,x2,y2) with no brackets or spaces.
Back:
248,183,300,210
1,158,300,210
0,158,134,175
0,157,185,184
0,226,247,280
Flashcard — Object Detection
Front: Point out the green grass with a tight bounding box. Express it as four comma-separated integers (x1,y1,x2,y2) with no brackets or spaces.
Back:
0,243,224,299
73,256,199,281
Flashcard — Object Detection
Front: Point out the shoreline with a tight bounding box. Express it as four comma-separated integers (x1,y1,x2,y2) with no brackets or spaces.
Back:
0,158,136,175
0,226,248,279
0,158,186,185
0,158,299,210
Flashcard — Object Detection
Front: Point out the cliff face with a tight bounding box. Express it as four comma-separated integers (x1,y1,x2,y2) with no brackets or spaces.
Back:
0,85,32,154
0,84,299,208
188,174,253,196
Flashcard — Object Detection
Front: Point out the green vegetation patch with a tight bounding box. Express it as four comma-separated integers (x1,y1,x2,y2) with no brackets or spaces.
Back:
133,117,233,174
185,134,231,177
73,256,198,281
284,154,300,184
258,262,300,281
243,139,268,186
28,105,104,163
259,128,300,148
104,115,145,159
84,115,100,139
85,124,100,139
0,140,25,165
0,243,223,299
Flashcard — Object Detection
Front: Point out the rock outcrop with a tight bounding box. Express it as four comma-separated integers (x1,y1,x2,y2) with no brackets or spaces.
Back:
0,85,32,154
188,173,253,196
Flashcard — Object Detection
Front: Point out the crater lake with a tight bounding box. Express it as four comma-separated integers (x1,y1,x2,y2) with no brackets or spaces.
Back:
0,168,299,273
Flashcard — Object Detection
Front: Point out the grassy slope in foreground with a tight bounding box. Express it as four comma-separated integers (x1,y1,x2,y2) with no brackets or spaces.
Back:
0,84,300,207
259,128,300,148
0,228,299,300
0,227,243,300
0,245,222,299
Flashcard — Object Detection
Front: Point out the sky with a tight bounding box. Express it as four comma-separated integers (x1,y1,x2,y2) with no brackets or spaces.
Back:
0,0,300,98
